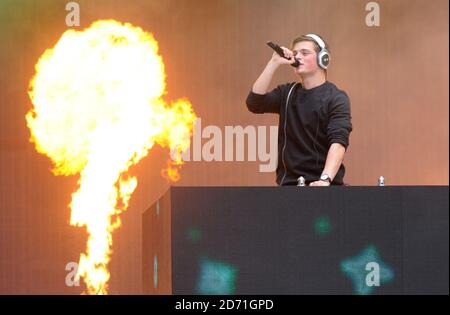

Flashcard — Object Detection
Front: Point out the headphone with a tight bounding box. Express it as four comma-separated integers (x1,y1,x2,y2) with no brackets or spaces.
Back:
305,34,330,69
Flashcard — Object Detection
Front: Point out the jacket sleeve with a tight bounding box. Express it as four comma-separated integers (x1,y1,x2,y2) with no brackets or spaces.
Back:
245,85,284,114
327,91,352,149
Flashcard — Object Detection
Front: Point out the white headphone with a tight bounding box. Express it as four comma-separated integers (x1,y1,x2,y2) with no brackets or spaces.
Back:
305,34,330,69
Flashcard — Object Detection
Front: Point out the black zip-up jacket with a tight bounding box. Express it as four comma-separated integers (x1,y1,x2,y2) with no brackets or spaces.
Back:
246,81,352,185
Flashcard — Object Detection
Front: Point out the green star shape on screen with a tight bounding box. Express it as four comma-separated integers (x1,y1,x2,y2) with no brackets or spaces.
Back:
340,245,394,295
186,226,202,243
314,216,331,236
196,257,238,295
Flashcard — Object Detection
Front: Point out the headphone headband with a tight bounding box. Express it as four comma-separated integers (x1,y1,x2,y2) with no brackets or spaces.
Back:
305,33,326,50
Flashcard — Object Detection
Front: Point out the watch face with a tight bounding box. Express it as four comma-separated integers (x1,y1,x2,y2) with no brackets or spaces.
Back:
320,175,330,181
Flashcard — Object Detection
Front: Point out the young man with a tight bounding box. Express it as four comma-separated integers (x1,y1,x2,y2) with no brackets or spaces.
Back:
246,34,352,186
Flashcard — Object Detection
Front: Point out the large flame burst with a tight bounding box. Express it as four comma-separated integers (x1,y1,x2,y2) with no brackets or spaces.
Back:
26,20,196,294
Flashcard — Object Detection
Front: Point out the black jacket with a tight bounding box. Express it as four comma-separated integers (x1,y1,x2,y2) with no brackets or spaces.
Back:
246,81,352,185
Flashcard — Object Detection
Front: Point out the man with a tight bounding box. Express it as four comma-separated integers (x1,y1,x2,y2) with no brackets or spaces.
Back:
246,34,352,186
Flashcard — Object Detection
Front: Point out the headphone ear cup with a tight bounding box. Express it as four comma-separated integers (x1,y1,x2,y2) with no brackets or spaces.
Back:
318,50,330,69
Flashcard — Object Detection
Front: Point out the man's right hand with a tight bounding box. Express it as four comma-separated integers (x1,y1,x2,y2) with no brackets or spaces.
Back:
252,46,296,94
269,47,297,67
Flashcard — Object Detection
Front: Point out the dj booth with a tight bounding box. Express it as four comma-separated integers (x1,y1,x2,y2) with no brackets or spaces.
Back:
142,186,448,295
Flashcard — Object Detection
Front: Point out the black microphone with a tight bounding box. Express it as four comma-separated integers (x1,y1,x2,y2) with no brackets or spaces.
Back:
266,41,300,68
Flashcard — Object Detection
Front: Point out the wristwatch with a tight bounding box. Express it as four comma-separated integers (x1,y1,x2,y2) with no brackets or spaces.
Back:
320,174,332,183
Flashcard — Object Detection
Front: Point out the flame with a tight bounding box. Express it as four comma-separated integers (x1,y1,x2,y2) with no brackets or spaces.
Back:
26,20,196,294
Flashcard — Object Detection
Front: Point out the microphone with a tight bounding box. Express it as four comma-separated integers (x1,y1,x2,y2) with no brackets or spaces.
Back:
266,41,300,68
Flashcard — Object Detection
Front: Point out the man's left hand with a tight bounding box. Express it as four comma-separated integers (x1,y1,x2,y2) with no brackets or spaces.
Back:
309,181,330,187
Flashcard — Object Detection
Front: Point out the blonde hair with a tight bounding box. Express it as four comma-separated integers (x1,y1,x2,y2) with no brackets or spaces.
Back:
291,34,330,53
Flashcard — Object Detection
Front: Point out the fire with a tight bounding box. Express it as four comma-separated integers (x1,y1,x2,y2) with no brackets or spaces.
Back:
26,20,196,294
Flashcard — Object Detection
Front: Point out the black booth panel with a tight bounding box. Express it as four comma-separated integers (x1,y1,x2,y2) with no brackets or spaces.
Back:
167,187,448,294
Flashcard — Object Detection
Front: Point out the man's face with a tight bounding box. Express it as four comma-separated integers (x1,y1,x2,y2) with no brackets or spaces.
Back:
292,41,319,75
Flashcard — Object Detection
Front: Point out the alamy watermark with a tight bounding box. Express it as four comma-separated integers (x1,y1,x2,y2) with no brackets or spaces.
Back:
65,261,80,287
365,2,380,27
365,262,380,287
65,2,380,29
170,118,279,173
65,1,80,27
